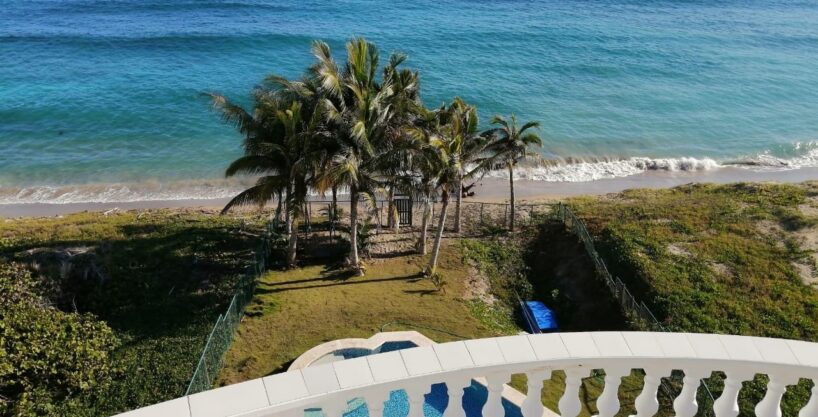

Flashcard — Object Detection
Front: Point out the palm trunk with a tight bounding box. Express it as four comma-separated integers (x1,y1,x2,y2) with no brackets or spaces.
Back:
455,175,463,233
274,190,283,224
331,185,338,223
349,186,362,274
286,215,298,267
426,192,450,275
418,198,431,254
387,186,395,230
509,164,516,232
284,193,290,229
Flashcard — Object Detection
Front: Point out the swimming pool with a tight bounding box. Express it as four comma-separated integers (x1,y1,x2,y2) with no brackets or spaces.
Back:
310,341,420,366
304,341,523,417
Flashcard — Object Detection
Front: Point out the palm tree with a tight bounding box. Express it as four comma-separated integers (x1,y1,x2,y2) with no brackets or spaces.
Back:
405,103,444,255
210,90,319,267
408,100,469,275
309,38,398,275
446,98,490,233
380,56,421,233
482,115,543,232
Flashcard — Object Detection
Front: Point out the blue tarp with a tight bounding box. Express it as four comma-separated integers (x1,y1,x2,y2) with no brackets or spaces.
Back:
524,301,559,333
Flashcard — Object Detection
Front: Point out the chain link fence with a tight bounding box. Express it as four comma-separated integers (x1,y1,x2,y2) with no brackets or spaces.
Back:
184,199,719,411
185,220,277,395
551,202,717,416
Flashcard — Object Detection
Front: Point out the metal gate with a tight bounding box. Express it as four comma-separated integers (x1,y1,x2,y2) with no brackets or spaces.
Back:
394,196,413,226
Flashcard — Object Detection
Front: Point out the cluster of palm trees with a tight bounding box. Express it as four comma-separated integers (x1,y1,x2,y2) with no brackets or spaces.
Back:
210,38,542,277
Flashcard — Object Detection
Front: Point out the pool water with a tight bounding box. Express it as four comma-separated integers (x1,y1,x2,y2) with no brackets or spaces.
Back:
311,341,420,366
304,341,523,417
304,381,523,417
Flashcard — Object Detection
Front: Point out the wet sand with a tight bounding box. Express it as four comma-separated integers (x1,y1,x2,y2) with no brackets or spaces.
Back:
2,166,818,218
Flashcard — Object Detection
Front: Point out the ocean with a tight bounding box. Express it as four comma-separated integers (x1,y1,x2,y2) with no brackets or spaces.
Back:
2,0,818,204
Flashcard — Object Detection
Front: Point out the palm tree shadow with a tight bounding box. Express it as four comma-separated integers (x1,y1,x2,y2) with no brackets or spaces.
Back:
2,221,261,340
255,272,424,294
403,289,439,296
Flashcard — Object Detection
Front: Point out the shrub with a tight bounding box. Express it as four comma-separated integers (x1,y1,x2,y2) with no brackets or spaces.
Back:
0,263,118,417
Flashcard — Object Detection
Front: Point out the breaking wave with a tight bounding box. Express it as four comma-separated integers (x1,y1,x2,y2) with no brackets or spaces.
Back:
0,178,253,205
485,141,818,183
3,143,818,204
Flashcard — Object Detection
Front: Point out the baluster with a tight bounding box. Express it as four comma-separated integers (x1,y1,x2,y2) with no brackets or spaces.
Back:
713,370,754,417
521,369,551,417
755,375,798,417
559,367,590,417
483,372,512,417
673,368,709,417
633,367,669,417
443,377,472,417
322,400,346,417
363,390,390,417
406,384,429,417
799,382,818,417
597,367,630,417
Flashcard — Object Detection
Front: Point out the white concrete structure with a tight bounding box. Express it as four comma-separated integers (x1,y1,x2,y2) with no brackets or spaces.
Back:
117,332,818,417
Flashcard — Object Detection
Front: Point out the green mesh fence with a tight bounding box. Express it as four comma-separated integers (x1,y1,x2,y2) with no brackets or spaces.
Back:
551,202,717,416
184,220,276,395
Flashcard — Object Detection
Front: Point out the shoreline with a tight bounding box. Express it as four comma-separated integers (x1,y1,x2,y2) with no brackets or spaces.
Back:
2,166,817,218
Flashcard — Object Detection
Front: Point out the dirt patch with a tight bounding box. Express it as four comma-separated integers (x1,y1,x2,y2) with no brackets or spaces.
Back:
709,262,732,278
791,226,818,286
792,262,817,286
667,243,692,258
798,203,818,217
462,266,496,305
756,220,788,249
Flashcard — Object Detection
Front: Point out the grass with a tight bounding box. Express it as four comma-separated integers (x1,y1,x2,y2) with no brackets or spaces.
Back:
218,241,520,384
8,182,817,416
569,182,818,416
569,182,818,340
0,209,265,415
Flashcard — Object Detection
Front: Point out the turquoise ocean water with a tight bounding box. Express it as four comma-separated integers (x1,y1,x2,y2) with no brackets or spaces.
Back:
2,0,818,203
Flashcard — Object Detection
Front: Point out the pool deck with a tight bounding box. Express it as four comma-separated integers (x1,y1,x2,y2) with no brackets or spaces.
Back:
289,331,558,417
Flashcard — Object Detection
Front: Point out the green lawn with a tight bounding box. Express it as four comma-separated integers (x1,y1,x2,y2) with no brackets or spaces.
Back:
218,241,517,384
0,210,265,416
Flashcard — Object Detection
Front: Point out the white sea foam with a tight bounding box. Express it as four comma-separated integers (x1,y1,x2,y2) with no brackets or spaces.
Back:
0,179,252,205
4,145,818,205
483,156,724,182
737,141,818,170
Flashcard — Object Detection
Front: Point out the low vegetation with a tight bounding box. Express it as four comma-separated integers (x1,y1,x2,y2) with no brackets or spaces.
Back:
0,210,265,416
570,182,818,340
570,182,818,416
6,182,818,416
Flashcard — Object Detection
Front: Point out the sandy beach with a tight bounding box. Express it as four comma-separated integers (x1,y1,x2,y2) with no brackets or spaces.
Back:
2,166,817,218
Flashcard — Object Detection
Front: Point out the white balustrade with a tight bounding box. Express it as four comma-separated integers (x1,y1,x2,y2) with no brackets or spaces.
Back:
521,369,550,417
361,390,389,417
558,367,588,417
712,370,753,417
115,332,818,417
596,367,629,417
632,366,668,417
673,368,709,417
482,372,511,417
442,377,471,417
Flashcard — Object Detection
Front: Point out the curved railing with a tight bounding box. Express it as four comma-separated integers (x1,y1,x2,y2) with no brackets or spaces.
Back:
118,332,818,417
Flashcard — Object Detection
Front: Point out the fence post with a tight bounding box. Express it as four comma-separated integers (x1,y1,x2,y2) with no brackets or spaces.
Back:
480,203,484,224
